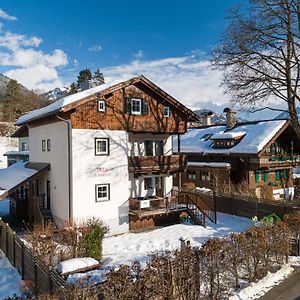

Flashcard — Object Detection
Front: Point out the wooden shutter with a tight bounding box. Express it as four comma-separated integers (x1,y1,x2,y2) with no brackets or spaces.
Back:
142,100,149,115
125,97,131,114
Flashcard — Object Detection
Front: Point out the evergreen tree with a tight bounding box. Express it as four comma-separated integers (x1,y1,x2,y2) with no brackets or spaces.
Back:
93,69,105,83
68,82,78,95
77,68,92,86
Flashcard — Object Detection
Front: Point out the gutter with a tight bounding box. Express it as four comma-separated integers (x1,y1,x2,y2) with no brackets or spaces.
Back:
56,115,73,223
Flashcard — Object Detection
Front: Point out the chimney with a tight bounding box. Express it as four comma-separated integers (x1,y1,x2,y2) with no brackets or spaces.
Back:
224,107,237,129
201,111,213,126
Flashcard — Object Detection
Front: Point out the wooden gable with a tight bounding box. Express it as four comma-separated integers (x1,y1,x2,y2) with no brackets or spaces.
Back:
71,82,189,133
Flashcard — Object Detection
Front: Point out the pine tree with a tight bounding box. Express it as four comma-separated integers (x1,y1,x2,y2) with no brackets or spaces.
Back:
77,68,92,86
68,82,78,95
93,69,105,84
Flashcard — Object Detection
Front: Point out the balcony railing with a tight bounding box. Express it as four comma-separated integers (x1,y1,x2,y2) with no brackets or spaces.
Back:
249,155,300,167
128,154,186,174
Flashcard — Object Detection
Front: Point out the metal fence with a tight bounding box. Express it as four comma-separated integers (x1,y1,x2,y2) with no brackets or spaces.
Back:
0,217,68,295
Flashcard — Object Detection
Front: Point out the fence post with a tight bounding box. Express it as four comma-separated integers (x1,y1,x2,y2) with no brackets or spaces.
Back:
21,243,25,279
213,191,217,223
5,223,9,256
13,231,16,267
49,267,53,295
34,256,38,295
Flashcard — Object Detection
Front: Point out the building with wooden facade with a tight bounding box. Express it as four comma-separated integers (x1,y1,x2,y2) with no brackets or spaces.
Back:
175,109,300,201
0,76,201,234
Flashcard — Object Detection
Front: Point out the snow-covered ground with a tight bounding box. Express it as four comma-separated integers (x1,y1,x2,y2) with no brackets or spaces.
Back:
102,213,252,266
0,250,21,299
68,213,253,284
0,137,17,169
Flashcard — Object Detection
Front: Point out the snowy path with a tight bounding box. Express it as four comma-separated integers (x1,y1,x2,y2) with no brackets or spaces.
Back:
0,250,21,300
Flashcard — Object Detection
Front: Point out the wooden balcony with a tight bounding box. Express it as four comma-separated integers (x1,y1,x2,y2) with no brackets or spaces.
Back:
128,154,187,174
249,155,300,168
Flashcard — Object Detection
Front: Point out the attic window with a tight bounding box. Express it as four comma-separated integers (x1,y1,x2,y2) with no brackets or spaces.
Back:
131,98,142,115
163,106,170,117
97,99,106,112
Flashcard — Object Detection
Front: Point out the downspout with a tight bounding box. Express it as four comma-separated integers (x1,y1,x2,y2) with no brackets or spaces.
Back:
56,115,72,224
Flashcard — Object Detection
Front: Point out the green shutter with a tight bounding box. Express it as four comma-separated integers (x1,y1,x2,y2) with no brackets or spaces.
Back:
275,170,281,180
283,169,288,179
142,100,149,115
264,171,269,182
125,97,131,114
255,171,260,182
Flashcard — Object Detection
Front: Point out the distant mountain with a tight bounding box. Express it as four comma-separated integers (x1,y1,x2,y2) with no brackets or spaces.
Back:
194,109,248,125
41,87,68,101
0,74,30,101
276,107,300,120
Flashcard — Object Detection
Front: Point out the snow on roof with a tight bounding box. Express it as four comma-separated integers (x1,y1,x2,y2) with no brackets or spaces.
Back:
188,162,231,168
294,166,300,179
3,151,29,156
16,78,129,125
211,131,246,140
177,120,287,155
0,162,40,195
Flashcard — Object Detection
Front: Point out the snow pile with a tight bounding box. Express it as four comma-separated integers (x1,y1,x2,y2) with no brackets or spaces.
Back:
177,120,287,154
57,257,99,275
0,250,21,299
229,264,294,300
0,137,18,169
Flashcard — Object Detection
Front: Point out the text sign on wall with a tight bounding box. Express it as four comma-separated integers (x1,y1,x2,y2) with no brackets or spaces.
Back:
140,200,150,209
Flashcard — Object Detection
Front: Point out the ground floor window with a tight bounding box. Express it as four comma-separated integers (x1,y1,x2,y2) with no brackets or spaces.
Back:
187,170,196,180
200,170,210,181
95,184,110,202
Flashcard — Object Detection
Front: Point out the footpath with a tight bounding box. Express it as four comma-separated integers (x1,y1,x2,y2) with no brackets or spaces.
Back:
259,269,300,300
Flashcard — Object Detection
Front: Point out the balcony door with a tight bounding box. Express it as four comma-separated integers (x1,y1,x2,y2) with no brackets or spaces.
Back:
145,140,164,156
155,176,165,197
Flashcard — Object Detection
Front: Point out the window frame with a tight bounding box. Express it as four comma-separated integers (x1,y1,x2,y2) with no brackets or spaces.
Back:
47,139,51,151
95,138,109,156
144,177,153,190
95,184,110,202
131,98,142,115
42,140,46,152
163,106,170,117
97,99,106,112
21,142,28,151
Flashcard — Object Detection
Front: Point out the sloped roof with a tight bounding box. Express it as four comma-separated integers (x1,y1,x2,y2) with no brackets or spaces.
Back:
16,75,199,125
176,119,288,155
0,161,49,200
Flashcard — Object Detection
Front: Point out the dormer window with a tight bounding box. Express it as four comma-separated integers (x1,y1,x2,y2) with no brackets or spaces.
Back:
163,106,170,117
97,99,106,112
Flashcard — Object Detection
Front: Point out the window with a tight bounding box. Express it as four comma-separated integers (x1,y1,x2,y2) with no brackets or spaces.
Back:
95,184,110,202
42,140,46,151
131,98,142,115
145,140,154,156
47,139,51,151
155,141,164,156
97,99,106,112
187,171,196,180
144,178,153,190
21,142,28,151
95,138,109,155
201,171,210,181
163,106,170,117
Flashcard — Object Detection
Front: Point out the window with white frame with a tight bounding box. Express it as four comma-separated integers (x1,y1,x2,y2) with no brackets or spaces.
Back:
95,184,110,201
163,106,170,117
131,98,142,115
21,142,28,151
95,138,109,155
98,99,106,112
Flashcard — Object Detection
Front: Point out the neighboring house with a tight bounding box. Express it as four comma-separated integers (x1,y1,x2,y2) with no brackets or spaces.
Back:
175,109,300,201
4,126,29,166
0,76,199,234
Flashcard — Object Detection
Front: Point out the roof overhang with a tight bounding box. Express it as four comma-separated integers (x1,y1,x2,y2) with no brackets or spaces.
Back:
0,162,50,200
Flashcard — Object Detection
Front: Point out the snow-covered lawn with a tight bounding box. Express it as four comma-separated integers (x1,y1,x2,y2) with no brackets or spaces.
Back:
0,137,17,169
0,250,21,300
102,213,252,266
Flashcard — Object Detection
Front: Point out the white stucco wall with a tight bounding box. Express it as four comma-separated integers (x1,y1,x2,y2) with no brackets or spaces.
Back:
72,129,130,235
29,121,70,223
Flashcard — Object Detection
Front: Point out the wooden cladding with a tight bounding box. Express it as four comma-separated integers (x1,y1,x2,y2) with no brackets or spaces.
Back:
128,154,187,174
71,85,187,133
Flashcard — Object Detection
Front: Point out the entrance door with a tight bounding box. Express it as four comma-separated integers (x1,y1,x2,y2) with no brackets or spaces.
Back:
155,177,165,197
46,180,50,209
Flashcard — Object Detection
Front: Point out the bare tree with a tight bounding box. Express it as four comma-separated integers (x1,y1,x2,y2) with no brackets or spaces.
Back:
212,0,300,134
